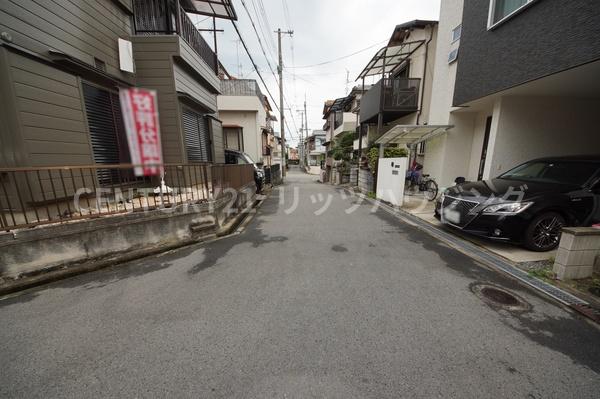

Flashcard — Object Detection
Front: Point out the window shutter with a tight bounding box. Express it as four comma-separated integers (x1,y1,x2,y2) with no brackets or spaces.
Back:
182,107,212,163
82,83,129,184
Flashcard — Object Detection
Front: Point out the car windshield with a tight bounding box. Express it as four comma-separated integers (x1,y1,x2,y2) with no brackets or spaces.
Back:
241,153,256,165
499,160,599,186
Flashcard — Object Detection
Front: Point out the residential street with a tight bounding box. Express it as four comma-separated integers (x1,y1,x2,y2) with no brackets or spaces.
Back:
1,168,599,398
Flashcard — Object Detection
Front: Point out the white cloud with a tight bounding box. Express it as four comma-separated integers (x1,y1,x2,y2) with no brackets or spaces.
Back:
193,0,441,145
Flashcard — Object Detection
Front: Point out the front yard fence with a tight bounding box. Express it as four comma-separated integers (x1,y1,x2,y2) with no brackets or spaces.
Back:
0,163,255,231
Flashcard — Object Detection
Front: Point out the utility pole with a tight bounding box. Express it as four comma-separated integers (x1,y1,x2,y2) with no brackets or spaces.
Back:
276,28,293,179
297,109,305,168
304,95,308,166
345,69,350,95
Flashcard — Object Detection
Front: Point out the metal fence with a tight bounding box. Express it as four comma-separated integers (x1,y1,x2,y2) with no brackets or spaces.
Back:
133,0,218,73
211,164,255,193
0,163,255,231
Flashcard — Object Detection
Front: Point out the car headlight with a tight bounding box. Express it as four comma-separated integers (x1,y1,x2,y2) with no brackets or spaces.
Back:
482,202,533,215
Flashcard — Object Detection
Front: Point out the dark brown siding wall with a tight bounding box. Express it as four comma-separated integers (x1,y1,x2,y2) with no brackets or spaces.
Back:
174,62,218,112
132,35,223,164
454,0,600,105
132,36,183,163
1,49,94,167
0,0,133,83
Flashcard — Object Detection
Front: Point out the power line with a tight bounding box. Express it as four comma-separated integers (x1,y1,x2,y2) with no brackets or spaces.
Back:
229,21,280,122
236,1,298,142
286,39,387,69
239,0,278,82
256,0,277,58
250,0,277,61
281,0,292,28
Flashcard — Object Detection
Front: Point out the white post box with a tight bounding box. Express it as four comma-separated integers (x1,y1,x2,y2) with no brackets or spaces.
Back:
376,157,408,206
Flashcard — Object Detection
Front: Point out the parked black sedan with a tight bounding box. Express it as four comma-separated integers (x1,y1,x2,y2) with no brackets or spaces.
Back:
435,156,600,251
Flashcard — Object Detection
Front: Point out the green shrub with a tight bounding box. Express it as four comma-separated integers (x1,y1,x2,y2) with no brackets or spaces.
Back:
367,147,408,174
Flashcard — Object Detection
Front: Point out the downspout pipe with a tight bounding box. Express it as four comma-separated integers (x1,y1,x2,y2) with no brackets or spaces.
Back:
417,24,435,125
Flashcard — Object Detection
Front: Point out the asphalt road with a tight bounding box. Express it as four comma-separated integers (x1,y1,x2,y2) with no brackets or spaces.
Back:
1,168,599,398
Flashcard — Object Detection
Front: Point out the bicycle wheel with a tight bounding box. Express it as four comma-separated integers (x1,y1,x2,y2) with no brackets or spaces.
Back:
424,180,438,201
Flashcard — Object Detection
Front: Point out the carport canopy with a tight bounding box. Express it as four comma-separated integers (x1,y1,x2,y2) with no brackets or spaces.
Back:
181,0,237,20
375,124,453,155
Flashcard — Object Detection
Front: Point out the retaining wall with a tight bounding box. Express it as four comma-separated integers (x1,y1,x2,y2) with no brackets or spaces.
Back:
0,184,256,280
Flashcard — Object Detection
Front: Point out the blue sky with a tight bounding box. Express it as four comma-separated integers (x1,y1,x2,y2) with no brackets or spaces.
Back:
191,0,441,146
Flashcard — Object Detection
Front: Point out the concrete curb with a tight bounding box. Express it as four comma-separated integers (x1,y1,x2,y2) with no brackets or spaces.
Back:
0,194,266,297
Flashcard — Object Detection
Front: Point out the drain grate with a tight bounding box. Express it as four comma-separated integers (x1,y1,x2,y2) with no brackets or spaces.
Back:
471,283,531,311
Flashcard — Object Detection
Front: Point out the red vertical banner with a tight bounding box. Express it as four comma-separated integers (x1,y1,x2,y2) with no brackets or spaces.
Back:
120,88,163,176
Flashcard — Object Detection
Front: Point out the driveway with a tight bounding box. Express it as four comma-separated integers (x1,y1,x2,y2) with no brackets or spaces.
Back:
1,168,599,398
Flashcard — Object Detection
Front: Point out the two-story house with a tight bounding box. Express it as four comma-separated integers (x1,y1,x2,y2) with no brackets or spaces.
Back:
217,78,276,166
306,130,326,175
356,19,442,165
0,0,235,172
426,0,600,187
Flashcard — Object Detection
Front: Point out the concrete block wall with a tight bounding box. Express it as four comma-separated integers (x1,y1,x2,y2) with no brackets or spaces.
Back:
0,185,256,280
358,169,374,194
553,228,600,280
350,167,359,187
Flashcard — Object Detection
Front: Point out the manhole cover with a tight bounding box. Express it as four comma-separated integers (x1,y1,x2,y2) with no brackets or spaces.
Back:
471,283,530,311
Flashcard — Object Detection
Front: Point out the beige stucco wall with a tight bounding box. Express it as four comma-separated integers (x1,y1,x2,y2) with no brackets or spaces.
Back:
218,95,267,164
429,0,464,125
418,0,501,188
402,24,438,124
485,96,600,177
334,113,358,137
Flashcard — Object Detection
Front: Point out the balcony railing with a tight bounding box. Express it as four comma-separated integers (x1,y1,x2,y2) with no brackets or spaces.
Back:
220,79,264,98
359,78,420,123
0,163,255,231
133,0,218,73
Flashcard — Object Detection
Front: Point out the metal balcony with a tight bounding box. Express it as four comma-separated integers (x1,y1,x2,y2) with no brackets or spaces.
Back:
133,0,218,73
359,78,420,124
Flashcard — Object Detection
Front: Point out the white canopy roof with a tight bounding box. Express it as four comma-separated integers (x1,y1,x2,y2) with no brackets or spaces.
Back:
375,125,454,147
183,0,237,20
356,40,424,80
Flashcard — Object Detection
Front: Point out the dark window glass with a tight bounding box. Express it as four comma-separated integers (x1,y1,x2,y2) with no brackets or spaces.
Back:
500,161,600,186
492,0,528,24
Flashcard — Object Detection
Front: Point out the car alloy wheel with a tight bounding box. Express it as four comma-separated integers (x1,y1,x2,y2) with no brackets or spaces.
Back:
527,212,565,251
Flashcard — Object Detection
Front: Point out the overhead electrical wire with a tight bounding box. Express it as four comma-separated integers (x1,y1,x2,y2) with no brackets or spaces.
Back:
239,0,278,82
229,20,289,134
236,0,299,142
286,39,388,69
250,0,277,60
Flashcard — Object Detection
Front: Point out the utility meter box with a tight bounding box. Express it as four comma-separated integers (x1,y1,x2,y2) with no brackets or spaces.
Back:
376,157,408,206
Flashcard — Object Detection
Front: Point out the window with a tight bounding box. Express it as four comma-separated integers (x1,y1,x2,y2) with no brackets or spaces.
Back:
448,48,459,64
82,83,130,185
489,0,535,28
451,24,462,43
224,127,244,152
181,107,212,163
499,161,600,186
